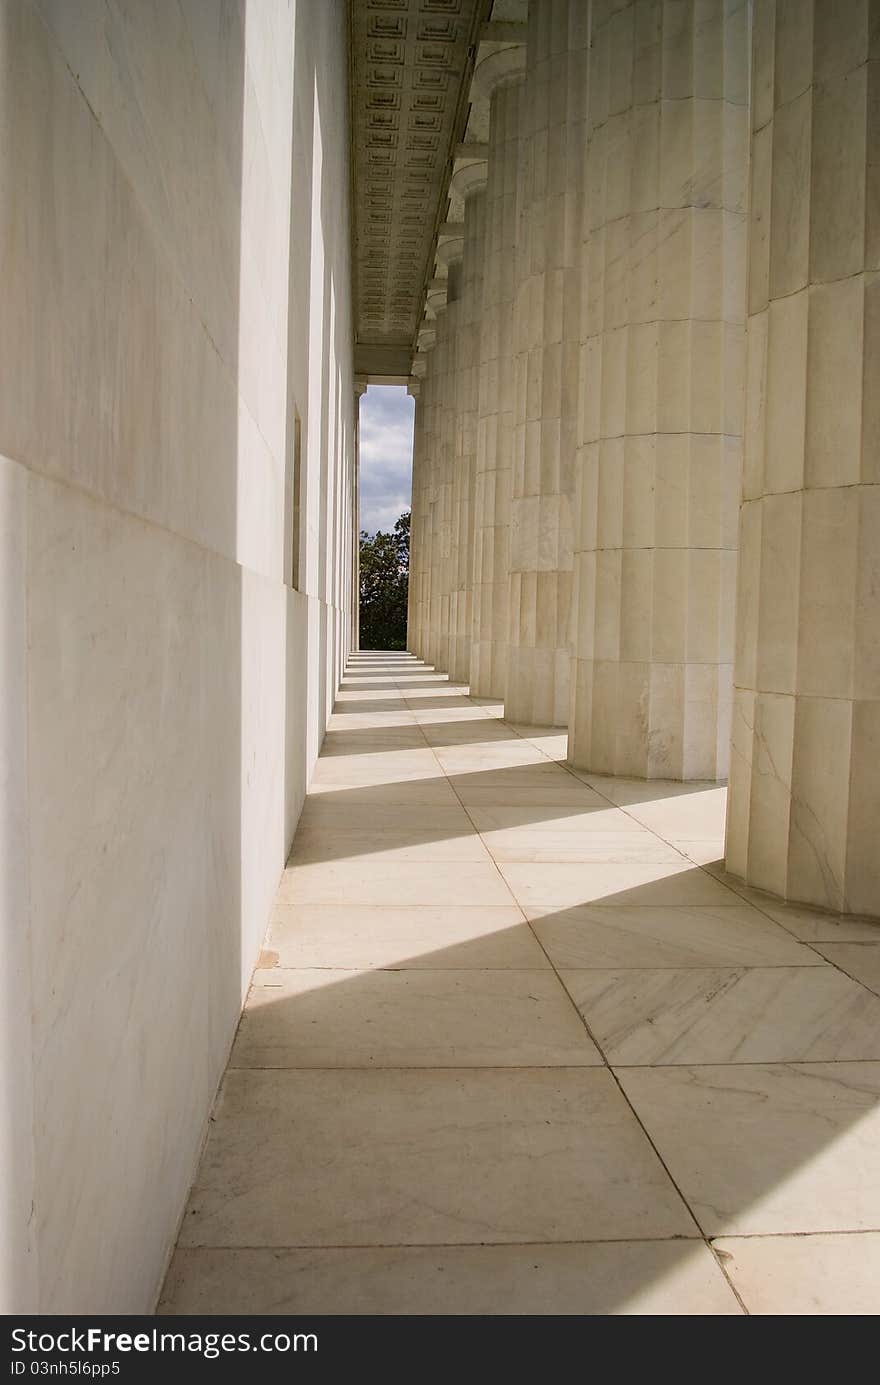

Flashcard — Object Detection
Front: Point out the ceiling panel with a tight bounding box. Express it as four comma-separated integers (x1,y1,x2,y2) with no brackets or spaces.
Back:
349,0,489,376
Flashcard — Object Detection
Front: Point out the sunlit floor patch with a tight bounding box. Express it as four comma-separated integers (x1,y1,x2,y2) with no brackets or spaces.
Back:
160,652,880,1316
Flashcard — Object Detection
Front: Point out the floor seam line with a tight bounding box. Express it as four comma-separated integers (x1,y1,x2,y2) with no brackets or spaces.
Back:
399,659,753,1306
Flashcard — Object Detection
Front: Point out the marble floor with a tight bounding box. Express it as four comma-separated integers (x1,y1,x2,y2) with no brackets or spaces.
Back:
160,652,880,1316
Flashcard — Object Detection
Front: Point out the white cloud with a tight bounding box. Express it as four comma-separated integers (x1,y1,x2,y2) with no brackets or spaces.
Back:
358,386,414,534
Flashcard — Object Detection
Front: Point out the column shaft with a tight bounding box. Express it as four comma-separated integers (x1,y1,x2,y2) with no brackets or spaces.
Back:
569,0,748,779
508,0,588,726
437,272,460,675
725,0,880,914
418,339,441,664
472,79,524,699
449,190,487,683
426,310,451,670
407,378,425,655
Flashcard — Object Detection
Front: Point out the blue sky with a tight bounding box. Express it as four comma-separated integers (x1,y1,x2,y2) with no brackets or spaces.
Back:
359,386,414,535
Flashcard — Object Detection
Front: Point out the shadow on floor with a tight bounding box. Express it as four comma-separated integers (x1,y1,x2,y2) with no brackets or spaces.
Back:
159,652,880,1316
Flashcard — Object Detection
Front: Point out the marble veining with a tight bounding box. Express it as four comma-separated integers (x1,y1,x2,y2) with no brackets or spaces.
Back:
163,654,880,1314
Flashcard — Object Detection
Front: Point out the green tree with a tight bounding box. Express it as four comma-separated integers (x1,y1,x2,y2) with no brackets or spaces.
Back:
359,509,410,650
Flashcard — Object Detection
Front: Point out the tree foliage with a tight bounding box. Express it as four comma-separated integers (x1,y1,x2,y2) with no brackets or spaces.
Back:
359,510,410,651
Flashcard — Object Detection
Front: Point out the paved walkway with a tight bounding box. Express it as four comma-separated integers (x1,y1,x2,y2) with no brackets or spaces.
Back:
162,652,880,1314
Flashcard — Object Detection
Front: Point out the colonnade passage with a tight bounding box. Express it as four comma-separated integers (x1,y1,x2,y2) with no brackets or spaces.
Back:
162,653,880,1314
12,0,878,1320
408,0,880,922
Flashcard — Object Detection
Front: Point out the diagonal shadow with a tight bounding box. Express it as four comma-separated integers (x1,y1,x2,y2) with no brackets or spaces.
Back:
159,651,880,1315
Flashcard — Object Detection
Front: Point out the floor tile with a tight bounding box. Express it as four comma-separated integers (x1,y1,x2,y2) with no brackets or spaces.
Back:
289,828,491,865
309,752,443,787
702,874,880,942
451,777,604,807
266,905,548,970
179,1068,695,1247
231,969,601,1068
485,832,689,864
529,904,821,969
161,1240,741,1315
749,900,880,944
295,801,474,833
163,652,880,1314
564,966,880,1064
446,765,582,790
498,862,742,908
277,859,514,907
813,944,880,997
326,713,417,729
668,839,726,866
712,1232,880,1314
511,729,569,759
321,730,427,749
305,779,461,804
434,746,551,771
468,804,644,831
574,779,728,840
420,724,515,746
617,1063,880,1235
407,695,475,709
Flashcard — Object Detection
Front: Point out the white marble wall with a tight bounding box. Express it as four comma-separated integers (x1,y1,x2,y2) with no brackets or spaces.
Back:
569,0,748,780
471,78,524,699
0,456,36,1312
725,0,880,915
507,0,588,726
0,0,355,1311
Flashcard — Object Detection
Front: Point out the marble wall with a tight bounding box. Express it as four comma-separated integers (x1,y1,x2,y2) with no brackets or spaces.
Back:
0,0,355,1312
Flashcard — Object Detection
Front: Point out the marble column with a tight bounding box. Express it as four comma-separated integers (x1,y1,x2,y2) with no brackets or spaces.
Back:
411,342,438,662
406,374,424,655
425,302,451,672
507,0,588,726
725,0,880,915
448,153,488,684
354,377,367,651
569,0,748,779
470,43,526,699
417,309,443,667
434,237,463,675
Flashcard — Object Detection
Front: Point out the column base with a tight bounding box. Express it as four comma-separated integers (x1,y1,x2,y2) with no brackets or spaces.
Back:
568,659,732,782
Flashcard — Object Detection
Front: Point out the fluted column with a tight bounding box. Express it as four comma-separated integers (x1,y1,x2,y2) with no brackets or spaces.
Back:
416,346,439,662
448,157,488,684
417,360,438,661
426,304,451,671
507,0,588,726
569,0,748,779
353,378,367,651
471,44,526,699
725,0,880,915
407,374,424,654
417,315,443,665
435,245,463,675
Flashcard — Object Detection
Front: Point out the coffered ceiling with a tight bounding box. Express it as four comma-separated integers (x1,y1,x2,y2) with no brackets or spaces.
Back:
348,0,491,379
